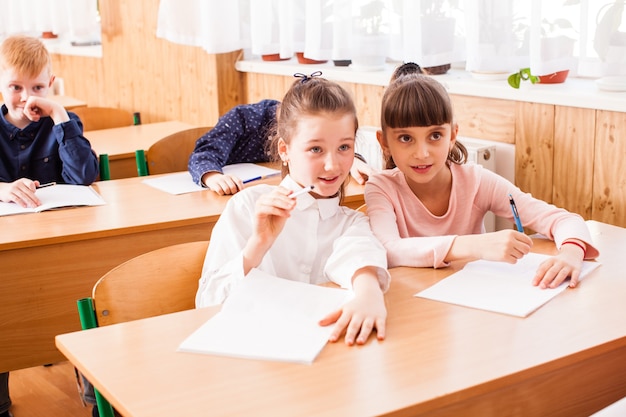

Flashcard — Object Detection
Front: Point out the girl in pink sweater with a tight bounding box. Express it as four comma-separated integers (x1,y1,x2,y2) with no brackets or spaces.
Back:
365,70,599,289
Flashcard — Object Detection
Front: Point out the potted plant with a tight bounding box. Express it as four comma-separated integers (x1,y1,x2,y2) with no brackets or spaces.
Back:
507,66,571,89
525,2,578,85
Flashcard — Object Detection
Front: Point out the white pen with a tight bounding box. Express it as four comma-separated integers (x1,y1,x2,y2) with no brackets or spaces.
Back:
290,185,314,198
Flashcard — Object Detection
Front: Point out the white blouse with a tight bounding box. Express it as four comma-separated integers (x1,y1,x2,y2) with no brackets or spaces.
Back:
196,176,390,307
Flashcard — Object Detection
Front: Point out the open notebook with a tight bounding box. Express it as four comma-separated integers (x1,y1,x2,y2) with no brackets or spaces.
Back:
415,253,601,317
0,184,105,216
142,163,280,195
178,269,350,364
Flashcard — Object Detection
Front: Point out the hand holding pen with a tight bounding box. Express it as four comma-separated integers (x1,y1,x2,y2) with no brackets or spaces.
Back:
509,194,523,233
0,179,50,208
243,185,314,275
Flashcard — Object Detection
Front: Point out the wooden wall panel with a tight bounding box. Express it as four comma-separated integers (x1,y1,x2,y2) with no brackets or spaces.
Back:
593,111,626,227
50,0,234,127
450,95,516,144
353,84,384,127
245,73,291,103
515,102,554,203
243,73,384,128
553,107,595,219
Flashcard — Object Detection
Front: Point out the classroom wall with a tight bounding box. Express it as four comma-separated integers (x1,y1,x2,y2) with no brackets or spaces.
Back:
48,0,625,228
50,0,244,127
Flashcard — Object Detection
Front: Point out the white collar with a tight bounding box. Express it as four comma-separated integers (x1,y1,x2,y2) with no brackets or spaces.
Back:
281,175,340,220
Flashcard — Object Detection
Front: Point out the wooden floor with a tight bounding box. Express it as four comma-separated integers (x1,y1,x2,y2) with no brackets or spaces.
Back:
9,361,93,417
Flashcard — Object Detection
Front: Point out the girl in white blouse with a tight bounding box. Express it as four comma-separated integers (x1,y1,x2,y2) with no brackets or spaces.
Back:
196,74,390,346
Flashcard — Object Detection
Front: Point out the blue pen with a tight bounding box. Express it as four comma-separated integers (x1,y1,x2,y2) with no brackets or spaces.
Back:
243,176,262,184
508,194,523,232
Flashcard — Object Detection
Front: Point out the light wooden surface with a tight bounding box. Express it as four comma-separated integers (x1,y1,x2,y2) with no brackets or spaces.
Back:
0,173,364,372
72,106,134,131
56,221,626,417
50,1,243,127
84,121,196,179
146,126,211,175
51,94,87,110
93,240,209,326
10,361,93,417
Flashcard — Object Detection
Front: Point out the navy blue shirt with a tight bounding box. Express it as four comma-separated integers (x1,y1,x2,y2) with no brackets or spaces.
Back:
0,105,99,184
188,99,278,185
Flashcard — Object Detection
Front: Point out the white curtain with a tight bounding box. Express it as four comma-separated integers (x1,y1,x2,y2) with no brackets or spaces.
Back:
0,0,100,42
158,0,467,69
156,0,250,54
155,0,625,77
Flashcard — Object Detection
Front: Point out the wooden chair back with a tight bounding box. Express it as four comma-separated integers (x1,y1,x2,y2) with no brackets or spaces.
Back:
92,240,209,326
72,106,134,131
146,126,211,175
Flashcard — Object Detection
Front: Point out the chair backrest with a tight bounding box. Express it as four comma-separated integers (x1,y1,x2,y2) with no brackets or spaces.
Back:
146,126,211,175
72,106,134,131
92,240,209,326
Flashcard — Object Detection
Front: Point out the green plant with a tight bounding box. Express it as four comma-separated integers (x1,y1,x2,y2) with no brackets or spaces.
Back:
507,68,540,89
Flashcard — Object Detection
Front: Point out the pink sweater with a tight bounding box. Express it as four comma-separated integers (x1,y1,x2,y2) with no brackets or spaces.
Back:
365,163,599,268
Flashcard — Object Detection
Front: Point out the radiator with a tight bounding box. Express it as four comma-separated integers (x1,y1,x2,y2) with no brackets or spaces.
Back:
458,137,497,232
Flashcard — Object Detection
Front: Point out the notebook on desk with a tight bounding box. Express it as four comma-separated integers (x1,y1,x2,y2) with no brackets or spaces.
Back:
142,163,280,195
178,269,350,364
0,184,105,216
415,253,601,317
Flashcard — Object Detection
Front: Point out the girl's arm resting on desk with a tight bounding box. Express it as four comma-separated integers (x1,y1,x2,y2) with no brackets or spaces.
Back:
202,171,244,196
446,230,533,264
532,239,586,289
319,266,387,346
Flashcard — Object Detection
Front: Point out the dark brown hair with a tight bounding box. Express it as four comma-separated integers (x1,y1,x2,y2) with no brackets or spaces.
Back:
380,71,467,169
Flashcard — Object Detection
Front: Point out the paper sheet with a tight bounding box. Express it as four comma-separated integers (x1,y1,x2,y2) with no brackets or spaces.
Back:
142,164,280,195
178,269,350,364
415,253,601,317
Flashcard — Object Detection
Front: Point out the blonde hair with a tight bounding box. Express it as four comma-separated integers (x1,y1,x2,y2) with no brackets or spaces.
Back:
0,35,51,78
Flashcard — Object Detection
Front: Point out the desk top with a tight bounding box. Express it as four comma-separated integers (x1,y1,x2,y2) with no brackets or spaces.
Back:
56,221,626,417
85,121,197,159
0,172,364,251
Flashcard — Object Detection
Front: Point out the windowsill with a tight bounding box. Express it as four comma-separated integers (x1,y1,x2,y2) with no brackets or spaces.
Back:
41,36,102,58
236,58,626,113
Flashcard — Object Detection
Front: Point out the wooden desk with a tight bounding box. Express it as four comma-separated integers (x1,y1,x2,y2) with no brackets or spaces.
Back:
52,94,87,110
85,121,197,179
0,173,364,372
55,221,626,417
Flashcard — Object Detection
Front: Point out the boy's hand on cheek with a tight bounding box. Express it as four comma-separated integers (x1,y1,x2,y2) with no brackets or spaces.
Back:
23,96,69,124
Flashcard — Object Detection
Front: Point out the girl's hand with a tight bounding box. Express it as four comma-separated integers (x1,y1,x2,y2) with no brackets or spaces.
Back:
532,244,584,289
0,179,41,208
319,268,386,346
242,187,297,273
202,172,244,195
349,157,378,185
450,230,533,263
